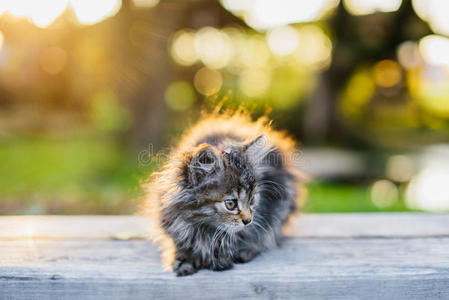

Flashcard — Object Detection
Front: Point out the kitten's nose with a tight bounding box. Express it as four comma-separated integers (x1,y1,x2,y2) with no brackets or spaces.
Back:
242,218,252,225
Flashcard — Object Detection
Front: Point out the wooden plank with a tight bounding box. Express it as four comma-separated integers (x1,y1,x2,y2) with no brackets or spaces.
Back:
292,213,449,238
0,215,151,240
1,237,449,299
1,213,449,240
0,214,448,299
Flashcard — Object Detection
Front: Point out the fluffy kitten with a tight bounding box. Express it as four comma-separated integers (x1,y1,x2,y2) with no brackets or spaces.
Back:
145,112,301,276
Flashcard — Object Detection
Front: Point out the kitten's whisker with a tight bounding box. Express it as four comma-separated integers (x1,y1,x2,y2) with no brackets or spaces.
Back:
254,216,277,246
259,183,284,200
258,180,286,200
258,212,282,225
209,224,224,257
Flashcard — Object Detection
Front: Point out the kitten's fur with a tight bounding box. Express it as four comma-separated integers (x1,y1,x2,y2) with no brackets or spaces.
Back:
145,112,301,276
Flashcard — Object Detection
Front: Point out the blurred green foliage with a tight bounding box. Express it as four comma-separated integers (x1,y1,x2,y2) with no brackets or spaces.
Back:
1,0,448,214
0,135,151,214
303,182,410,213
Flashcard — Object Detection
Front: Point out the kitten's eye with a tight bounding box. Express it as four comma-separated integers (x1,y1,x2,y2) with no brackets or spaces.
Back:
224,199,237,210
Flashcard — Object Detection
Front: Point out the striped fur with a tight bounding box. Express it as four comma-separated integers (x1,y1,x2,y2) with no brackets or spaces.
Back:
144,112,301,276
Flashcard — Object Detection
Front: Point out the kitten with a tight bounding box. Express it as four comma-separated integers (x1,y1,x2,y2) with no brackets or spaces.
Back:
145,112,301,276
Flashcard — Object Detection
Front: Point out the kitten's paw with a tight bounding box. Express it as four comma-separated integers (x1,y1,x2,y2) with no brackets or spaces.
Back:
234,249,259,263
173,259,197,276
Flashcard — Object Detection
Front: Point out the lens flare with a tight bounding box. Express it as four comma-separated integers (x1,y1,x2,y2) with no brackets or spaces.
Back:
0,31,4,52
371,180,398,208
0,0,68,28
344,0,402,16
194,27,233,69
193,68,223,96
165,81,196,111
373,60,402,88
223,0,339,30
170,30,198,66
413,0,449,36
70,0,122,26
293,25,332,70
30,0,69,28
397,41,422,70
132,0,159,8
406,167,449,211
386,155,415,182
419,35,449,69
267,25,299,56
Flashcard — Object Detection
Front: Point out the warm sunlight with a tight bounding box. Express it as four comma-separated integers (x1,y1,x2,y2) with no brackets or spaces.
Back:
0,0,122,27
419,35,449,69
194,27,233,70
266,25,299,56
0,31,4,52
413,0,449,36
343,0,402,15
70,0,122,25
407,167,449,211
221,0,339,30
170,30,198,66
28,0,69,28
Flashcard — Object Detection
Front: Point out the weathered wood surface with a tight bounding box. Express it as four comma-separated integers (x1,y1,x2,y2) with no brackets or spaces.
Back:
1,213,448,299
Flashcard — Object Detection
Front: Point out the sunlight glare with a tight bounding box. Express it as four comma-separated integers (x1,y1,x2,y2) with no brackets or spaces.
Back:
220,0,254,12
132,0,159,8
0,0,121,27
70,0,121,25
30,0,69,28
170,30,198,66
194,27,233,69
412,0,449,36
0,0,68,27
193,68,223,96
0,31,4,52
228,0,339,30
406,167,449,211
371,180,398,208
267,25,299,56
4,0,30,18
397,41,422,70
344,0,402,16
293,25,332,70
419,35,449,69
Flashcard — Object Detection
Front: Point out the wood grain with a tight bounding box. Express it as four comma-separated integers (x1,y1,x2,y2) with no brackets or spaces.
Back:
1,213,449,240
0,214,448,299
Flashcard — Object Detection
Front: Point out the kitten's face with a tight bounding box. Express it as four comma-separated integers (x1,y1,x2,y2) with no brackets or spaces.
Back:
203,184,256,232
188,140,262,232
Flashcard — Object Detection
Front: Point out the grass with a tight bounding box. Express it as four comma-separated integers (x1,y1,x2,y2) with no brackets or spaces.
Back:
303,182,411,213
0,134,152,214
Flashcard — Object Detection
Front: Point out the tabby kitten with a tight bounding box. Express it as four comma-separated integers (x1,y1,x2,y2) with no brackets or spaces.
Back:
145,112,301,276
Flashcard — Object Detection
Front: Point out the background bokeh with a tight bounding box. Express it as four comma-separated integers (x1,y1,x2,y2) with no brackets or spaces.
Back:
1,0,449,215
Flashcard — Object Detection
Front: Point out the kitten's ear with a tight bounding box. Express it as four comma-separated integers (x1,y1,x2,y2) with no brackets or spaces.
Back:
245,135,269,152
245,135,272,165
189,144,222,185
